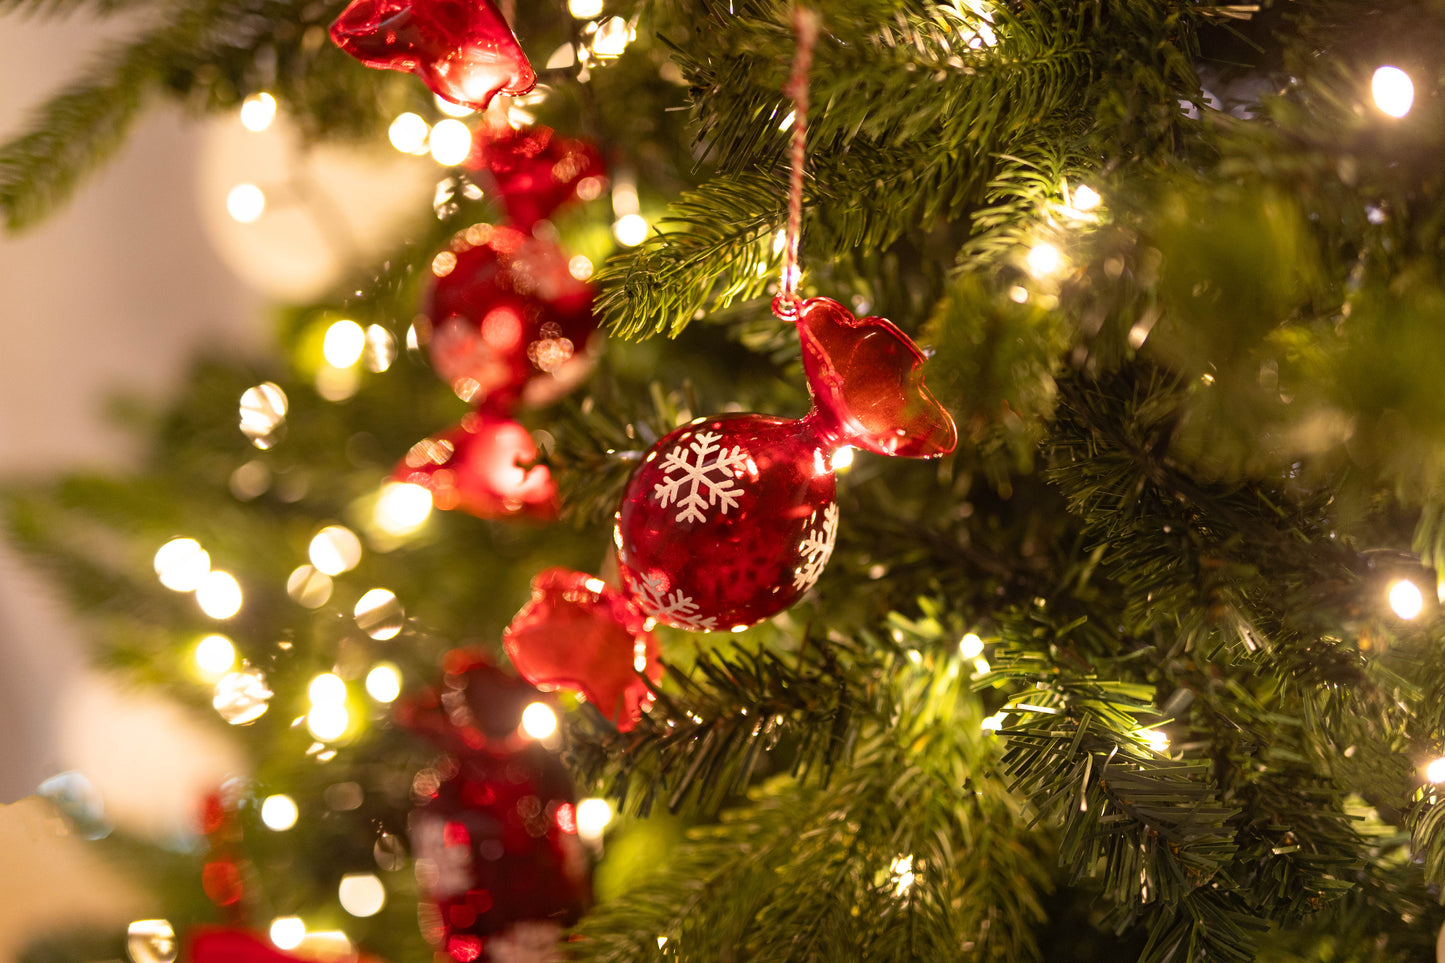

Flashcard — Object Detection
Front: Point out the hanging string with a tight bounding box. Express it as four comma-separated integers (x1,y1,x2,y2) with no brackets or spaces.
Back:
775,5,819,318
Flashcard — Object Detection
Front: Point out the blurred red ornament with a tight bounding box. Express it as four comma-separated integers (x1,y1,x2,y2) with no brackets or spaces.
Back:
188,928,311,963
400,653,591,963
503,568,662,730
424,224,596,410
469,125,608,231
329,0,535,111
394,409,557,521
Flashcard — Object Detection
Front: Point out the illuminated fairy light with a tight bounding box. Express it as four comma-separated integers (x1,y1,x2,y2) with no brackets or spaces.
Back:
576,798,613,843
226,184,266,224
194,635,236,679
374,482,433,536
307,702,350,741
981,712,1007,732
1139,728,1170,753
972,657,991,676
213,669,272,725
830,446,855,472
239,92,277,132
309,673,347,707
521,702,558,739
269,918,305,951
260,794,299,831
958,633,984,659
889,855,916,896
568,254,595,281
1388,578,1424,620
389,113,430,154
568,0,603,17
1025,241,1064,279
613,213,648,247
433,93,474,118
154,537,211,591
365,663,402,703
355,589,404,640
309,525,362,576
323,320,366,368
1426,757,1445,784
591,16,634,58
338,873,386,917
1073,184,1102,211
1371,65,1414,119
196,571,243,619
429,119,473,166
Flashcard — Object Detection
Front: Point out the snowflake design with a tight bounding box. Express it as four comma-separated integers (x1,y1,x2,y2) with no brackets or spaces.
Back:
652,430,749,525
410,813,472,899
633,572,718,632
793,502,840,592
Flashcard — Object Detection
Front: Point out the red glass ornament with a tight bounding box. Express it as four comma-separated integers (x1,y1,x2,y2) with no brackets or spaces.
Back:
503,568,662,730
469,125,608,231
329,0,536,111
397,649,559,759
394,409,557,520
424,224,596,410
189,928,313,963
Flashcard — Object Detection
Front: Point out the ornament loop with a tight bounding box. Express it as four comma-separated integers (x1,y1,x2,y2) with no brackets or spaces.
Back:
771,292,802,321
777,5,819,305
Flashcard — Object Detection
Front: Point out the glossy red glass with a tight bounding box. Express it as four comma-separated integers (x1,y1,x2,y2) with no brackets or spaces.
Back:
503,568,662,730
424,225,595,410
189,927,314,963
393,409,557,521
395,649,556,759
470,124,608,231
329,0,536,110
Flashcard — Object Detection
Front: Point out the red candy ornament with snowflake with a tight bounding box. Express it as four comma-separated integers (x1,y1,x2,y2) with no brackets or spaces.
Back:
329,0,535,111
614,296,956,631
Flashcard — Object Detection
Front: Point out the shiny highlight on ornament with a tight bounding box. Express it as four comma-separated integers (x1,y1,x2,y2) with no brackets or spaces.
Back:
374,482,433,536
430,119,473,166
261,794,299,831
126,919,178,963
613,213,647,247
155,537,211,591
829,445,854,472
240,92,277,132
355,588,404,640
197,571,243,619
239,382,288,448
309,525,362,575
521,701,558,739
1371,65,1414,118
576,797,612,843
1389,578,1424,620
1426,757,1445,784
213,669,272,724
339,873,386,917
194,635,236,679
269,917,306,951
958,633,984,659
226,183,266,224
389,113,430,154
366,663,402,703
323,320,367,368
434,93,474,118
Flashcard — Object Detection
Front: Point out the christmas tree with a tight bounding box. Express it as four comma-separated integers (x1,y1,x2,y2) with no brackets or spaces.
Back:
5,0,1445,960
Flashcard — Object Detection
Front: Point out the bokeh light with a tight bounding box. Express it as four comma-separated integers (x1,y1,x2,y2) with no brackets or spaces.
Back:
260,794,299,831
154,538,210,591
338,873,386,917
958,633,984,659
1426,757,1445,784
613,213,648,247
226,184,266,224
355,589,404,640
576,798,613,843
126,919,177,963
308,673,347,706
269,917,305,951
240,92,277,132
569,0,603,17
429,119,472,166
1371,65,1414,118
309,525,362,576
194,635,236,679
374,482,432,536
323,320,366,368
521,702,558,739
307,702,349,741
1389,578,1424,620
388,113,429,154
365,663,402,703
213,669,271,725
196,571,243,619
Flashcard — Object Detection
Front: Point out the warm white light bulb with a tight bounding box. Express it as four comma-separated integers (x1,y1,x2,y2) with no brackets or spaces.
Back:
613,213,648,247
308,673,347,707
260,794,299,831
576,797,613,842
1073,184,1102,211
429,119,473,166
1025,242,1064,279
226,184,266,224
1426,757,1445,784
1389,578,1424,620
240,92,277,132
155,538,211,591
1372,65,1414,118
323,320,366,368
194,635,236,679
338,873,386,917
568,0,603,17
196,571,243,619
958,633,984,659
365,664,402,703
307,702,349,741
521,701,558,739
269,918,305,951
374,482,432,536
389,113,429,154
1140,729,1169,752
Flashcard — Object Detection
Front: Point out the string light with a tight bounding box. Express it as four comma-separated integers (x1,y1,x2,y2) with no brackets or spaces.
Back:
568,0,603,17
1388,578,1424,620
269,918,305,951
226,184,266,224
196,571,243,619
1426,757,1445,784
239,92,277,132
323,320,366,368
1025,242,1064,279
260,794,299,831
388,113,430,154
1073,184,1102,211
374,482,432,536
365,663,402,703
154,537,210,591
1371,65,1414,118
521,702,558,739
307,702,350,741
576,798,613,843
613,213,648,246
568,254,594,281
338,873,386,917
958,632,984,659
591,16,634,58
429,119,473,166
194,635,236,679
309,673,347,707
1139,728,1170,753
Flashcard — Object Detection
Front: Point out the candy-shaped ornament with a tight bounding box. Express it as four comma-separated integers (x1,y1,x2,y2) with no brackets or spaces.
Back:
393,407,558,521
330,0,535,111
399,652,591,963
468,124,608,233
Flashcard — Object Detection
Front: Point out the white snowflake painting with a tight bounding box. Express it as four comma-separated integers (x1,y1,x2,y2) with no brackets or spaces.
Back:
633,571,719,632
652,430,750,525
792,502,840,592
